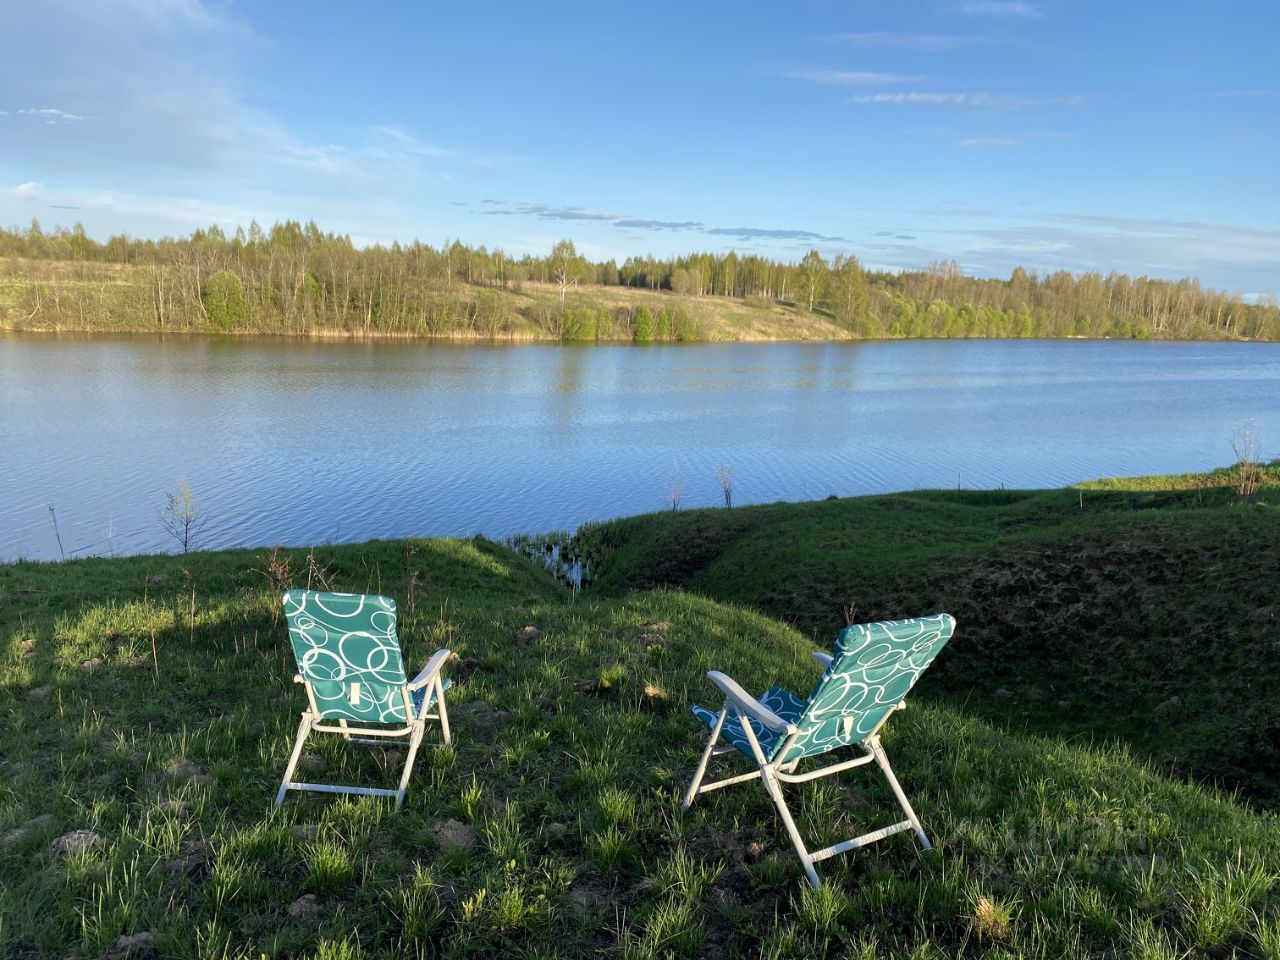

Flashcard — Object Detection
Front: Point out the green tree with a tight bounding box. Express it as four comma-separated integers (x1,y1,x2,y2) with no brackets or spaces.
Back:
829,255,868,331
655,308,672,341
550,239,581,304
633,305,654,343
796,249,829,313
202,270,247,331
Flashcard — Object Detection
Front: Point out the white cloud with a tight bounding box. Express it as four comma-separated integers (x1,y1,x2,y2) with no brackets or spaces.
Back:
16,107,87,122
956,1,1040,17
854,92,1081,108
786,70,923,87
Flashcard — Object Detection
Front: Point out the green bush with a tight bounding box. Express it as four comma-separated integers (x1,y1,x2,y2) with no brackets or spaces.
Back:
633,305,653,343
202,270,247,331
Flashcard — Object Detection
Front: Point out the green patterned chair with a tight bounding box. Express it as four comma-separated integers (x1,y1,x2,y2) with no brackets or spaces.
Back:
684,613,955,886
276,589,453,810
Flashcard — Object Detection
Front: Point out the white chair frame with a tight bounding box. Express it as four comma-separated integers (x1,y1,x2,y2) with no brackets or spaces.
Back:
682,652,931,887
275,648,453,811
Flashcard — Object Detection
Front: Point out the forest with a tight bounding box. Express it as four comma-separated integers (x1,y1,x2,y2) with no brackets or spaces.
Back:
1,218,1276,342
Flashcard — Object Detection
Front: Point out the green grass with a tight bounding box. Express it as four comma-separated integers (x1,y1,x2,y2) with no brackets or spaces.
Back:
3,481,1280,957
575,466,1280,807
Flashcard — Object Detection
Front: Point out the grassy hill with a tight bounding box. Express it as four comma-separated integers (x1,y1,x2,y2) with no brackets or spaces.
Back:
0,258,847,342
574,464,1280,807
3,477,1280,957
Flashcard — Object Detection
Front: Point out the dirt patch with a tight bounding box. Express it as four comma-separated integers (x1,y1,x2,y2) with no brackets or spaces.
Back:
432,819,476,851
51,829,105,857
165,758,213,786
514,625,543,644
2,814,55,847
100,932,158,960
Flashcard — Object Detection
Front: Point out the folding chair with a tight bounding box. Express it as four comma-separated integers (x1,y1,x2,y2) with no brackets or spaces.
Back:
683,613,955,886
276,589,452,810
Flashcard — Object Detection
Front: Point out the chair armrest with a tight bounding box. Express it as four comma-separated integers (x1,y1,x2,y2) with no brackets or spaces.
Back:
811,652,833,669
292,674,304,684
408,648,452,690
706,671,797,734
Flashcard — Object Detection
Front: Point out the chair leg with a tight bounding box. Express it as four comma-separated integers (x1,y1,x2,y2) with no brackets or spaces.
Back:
394,722,425,811
867,735,931,850
436,678,452,747
683,708,727,810
761,769,820,887
275,714,313,808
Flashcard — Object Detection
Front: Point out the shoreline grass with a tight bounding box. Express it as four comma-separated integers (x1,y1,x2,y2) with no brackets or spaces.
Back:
3,475,1279,957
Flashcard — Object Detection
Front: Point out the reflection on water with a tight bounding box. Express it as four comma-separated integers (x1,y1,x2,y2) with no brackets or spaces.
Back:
2,333,1278,561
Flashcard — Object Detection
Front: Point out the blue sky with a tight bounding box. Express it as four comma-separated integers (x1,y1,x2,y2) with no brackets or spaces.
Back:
1,0,1277,295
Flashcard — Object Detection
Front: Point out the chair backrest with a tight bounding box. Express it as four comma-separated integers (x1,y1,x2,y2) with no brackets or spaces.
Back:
283,590,411,723
776,613,955,764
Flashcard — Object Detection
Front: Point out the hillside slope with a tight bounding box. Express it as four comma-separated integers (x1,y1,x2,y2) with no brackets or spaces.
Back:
3,532,1279,956
575,468,1280,804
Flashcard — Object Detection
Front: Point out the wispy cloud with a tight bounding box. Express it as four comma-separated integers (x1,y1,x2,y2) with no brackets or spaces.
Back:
475,200,844,245
854,92,1080,109
957,137,1020,147
834,32,975,50
370,125,451,157
513,203,626,222
614,218,704,231
15,107,88,123
786,70,923,87
706,226,846,242
955,1,1040,17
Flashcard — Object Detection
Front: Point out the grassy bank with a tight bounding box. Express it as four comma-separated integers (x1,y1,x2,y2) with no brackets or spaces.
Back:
3,479,1280,957
575,464,1280,807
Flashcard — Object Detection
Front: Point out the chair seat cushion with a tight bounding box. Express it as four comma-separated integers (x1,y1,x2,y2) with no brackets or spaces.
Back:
691,685,807,762
412,677,452,715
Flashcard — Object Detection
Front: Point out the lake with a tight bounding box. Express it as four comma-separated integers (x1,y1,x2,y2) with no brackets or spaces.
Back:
2,334,1277,562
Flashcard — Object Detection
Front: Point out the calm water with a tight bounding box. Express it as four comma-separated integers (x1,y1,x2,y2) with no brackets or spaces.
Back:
2,334,1278,562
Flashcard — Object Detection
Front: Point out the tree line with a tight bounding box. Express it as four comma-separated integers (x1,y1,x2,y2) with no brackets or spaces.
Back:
0,219,1275,342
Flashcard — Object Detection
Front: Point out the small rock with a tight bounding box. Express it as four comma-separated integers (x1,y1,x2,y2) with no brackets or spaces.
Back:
26,685,53,700
165,758,213,786
51,829,105,857
546,821,569,839
2,813,55,847
80,657,105,672
514,625,543,644
298,753,324,772
101,931,158,960
19,638,36,652
644,621,673,633
994,687,1013,699
287,894,320,921
432,818,475,851
146,574,171,585
746,840,766,860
